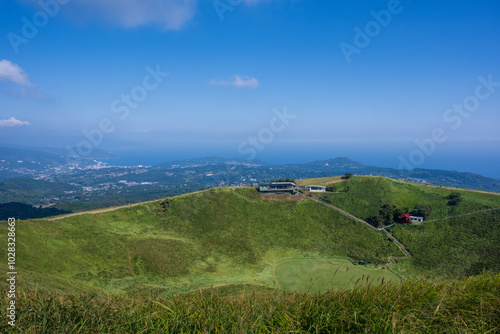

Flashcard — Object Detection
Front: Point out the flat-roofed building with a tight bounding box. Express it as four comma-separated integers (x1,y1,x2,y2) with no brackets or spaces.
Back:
258,182,298,195
304,185,326,193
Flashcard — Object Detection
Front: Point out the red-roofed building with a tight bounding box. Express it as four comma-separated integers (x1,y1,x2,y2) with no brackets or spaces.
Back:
398,213,411,224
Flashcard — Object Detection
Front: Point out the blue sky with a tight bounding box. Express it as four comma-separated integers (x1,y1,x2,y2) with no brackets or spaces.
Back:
1,0,499,175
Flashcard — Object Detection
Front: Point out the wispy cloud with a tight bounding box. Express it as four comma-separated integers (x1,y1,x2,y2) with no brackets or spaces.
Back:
0,117,30,128
209,75,259,88
18,0,288,29
0,60,33,86
18,0,198,30
0,59,42,98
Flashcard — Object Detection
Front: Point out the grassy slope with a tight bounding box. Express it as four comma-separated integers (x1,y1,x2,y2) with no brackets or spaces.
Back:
320,176,500,221
313,176,500,279
0,188,400,296
1,273,498,333
389,210,500,279
1,183,499,331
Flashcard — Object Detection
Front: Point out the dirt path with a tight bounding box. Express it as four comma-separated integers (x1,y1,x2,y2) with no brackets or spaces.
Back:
46,188,214,221
47,202,153,221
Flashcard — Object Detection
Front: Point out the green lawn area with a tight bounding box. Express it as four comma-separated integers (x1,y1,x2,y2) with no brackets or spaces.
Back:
274,258,398,293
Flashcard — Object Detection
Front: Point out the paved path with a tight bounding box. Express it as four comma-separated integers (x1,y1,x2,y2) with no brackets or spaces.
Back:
424,207,500,223
379,229,412,269
378,207,500,268
305,195,500,270
300,193,412,268
300,193,374,229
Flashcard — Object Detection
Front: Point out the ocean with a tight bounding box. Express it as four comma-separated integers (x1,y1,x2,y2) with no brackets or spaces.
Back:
109,141,500,179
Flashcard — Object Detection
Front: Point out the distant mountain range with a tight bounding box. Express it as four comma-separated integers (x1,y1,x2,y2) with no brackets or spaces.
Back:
155,156,500,192
0,147,498,211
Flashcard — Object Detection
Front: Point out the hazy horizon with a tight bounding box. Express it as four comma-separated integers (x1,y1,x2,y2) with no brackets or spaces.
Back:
4,141,500,179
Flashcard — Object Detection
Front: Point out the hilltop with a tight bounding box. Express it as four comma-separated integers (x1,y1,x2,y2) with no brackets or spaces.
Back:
317,176,500,222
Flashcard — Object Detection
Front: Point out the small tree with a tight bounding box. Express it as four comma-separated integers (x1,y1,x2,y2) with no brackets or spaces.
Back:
393,207,405,221
366,215,384,228
326,184,337,192
341,173,353,180
447,192,463,206
411,204,432,219
379,204,398,223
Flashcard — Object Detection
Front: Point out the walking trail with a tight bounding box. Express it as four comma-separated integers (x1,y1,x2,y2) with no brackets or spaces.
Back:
47,188,212,221
298,192,412,269
302,193,500,269
424,207,500,223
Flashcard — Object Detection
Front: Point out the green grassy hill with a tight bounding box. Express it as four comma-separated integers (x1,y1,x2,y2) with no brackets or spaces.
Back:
307,176,500,279
317,176,500,221
1,182,499,332
2,273,498,333
0,188,401,297
389,210,500,279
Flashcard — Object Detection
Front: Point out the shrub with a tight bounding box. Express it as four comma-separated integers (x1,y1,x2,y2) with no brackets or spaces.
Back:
411,204,432,219
447,192,463,206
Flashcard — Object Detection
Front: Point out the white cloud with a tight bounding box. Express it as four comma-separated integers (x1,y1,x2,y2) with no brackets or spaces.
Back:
0,60,33,86
18,0,198,30
209,75,259,88
0,117,30,128
0,59,42,98
18,0,290,29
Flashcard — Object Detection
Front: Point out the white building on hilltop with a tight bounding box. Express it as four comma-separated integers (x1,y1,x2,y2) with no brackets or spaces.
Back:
304,185,326,193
